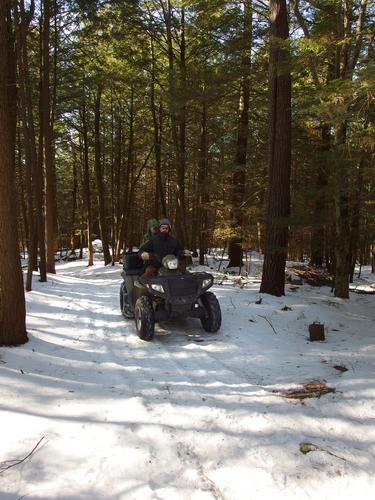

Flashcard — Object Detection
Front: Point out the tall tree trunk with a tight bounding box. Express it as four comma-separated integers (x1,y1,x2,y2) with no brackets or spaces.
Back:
349,155,366,282
176,6,187,245
113,113,122,259
333,122,351,297
197,88,209,265
310,125,331,266
0,1,28,346
36,10,47,281
333,0,368,298
16,0,37,290
70,150,78,250
291,0,333,268
115,88,134,257
227,0,252,268
42,0,57,273
260,0,291,297
164,1,187,245
17,140,29,255
110,92,116,263
150,34,166,217
81,100,94,266
94,84,111,264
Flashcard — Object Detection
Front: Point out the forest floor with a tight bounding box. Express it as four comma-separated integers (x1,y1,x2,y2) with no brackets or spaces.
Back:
1,254,375,499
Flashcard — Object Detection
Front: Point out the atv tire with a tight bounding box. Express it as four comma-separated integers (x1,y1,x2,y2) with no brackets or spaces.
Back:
200,291,221,333
120,283,126,314
135,296,155,341
120,283,134,319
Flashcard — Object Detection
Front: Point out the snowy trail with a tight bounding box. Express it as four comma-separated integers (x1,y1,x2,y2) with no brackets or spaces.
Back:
1,261,375,499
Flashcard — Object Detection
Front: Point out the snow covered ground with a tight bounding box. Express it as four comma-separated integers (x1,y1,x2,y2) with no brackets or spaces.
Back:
1,257,375,499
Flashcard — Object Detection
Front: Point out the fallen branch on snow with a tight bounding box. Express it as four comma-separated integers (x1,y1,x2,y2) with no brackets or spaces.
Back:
287,266,333,287
273,382,336,400
349,287,375,295
299,442,347,461
0,437,45,474
257,315,277,334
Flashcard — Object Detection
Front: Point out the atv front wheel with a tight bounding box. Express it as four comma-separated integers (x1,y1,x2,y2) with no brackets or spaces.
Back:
134,296,155,341
200,292,221,333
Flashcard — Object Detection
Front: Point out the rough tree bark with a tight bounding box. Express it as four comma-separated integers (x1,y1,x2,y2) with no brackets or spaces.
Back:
227,0,252,268
81,99,94,266
16,0,38,291
42,0,57,273
164,0,187,245
333,0,368,298
150,32,166,217
197,88,209,266
115,87,134,257
310,125,330,266
0,0,28,346
260,0,291,297
94,83,111,265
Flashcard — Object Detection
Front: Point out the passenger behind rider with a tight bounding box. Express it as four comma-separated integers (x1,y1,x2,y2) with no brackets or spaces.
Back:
140,218,159,246
122,217,159,317
139,218,182,277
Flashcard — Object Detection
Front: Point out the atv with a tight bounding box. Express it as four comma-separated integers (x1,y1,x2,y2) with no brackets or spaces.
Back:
120,253,221,341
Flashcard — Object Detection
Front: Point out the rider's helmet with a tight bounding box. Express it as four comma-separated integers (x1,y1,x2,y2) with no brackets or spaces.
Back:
159,218,172,232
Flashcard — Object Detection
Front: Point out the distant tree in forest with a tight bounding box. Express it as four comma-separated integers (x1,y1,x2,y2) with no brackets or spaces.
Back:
227,0,252,268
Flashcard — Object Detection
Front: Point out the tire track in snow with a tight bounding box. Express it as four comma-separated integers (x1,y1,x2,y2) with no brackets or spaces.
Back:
89,296,227,498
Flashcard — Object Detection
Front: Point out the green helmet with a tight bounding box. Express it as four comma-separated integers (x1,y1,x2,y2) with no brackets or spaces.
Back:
146,218,159,230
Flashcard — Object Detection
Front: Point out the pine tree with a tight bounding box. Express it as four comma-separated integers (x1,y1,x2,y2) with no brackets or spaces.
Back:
260,0,291,297
0,0,28,346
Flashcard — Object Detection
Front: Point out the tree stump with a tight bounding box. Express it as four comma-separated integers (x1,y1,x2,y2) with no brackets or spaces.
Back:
309,322,325,341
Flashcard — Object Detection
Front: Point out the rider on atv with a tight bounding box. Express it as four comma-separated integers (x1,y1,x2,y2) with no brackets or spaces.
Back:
120,218,221,341
139,218,189,277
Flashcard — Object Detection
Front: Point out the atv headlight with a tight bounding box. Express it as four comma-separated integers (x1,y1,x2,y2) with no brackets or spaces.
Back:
151,283,164,293
202,277,212,288
162,255,179,270
166,258,178,269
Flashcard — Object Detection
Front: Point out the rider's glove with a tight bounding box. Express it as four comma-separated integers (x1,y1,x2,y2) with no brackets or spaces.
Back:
182,249,192,257
141,252,150,260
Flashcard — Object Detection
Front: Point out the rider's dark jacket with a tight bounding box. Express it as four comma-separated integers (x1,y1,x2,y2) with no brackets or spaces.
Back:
139,232,181,269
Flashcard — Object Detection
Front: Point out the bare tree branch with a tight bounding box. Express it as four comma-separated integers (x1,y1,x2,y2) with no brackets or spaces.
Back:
290,0,321,89
350,0,368,72
0,437,45,474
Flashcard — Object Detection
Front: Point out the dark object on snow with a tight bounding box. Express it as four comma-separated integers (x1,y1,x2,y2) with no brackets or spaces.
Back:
274,382,335,400
309,322,325,341
333,364,348,372
299,442,346,460
299,442,320,454
120,254,221,341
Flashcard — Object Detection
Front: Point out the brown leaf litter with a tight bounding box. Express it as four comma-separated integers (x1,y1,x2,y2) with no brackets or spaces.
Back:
273,382,336,400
